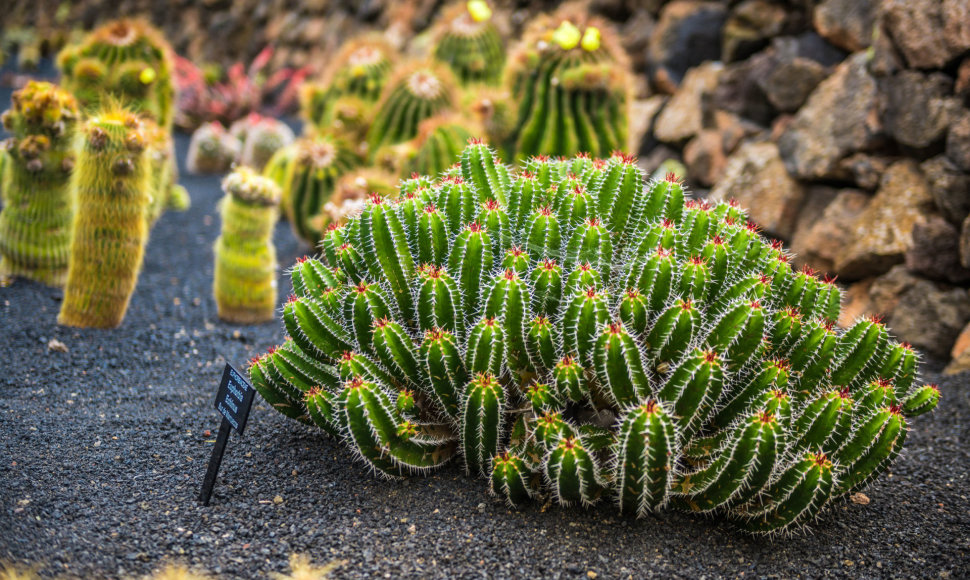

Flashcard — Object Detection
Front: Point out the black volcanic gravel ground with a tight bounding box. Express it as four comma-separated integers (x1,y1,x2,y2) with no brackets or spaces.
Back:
1,108,969,580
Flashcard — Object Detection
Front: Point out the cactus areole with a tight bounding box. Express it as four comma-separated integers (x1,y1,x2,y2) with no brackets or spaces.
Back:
251,142,939,534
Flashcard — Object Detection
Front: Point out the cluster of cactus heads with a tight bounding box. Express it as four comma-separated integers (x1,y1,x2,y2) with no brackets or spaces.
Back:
213,167,281,324
251,142,939,534
431,1,505,86
186,121,241,174
0,81,80,287
301,36,397,134
504,12,631,163
57,19,175,130
58,107,152,328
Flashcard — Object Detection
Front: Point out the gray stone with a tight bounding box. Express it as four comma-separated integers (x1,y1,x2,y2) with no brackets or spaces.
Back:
946,111,970,172
881,0,961,69
921,155,970,224
837,154,892,191
813,0,877,53
722,0,787,63
654,62,723,144
682,130,727,187
709,141,805,239
834,161,938,280
961,214,970,269
905,216,970,284
943,0,970,56
791,188,869,274
758,56,828,113
649,1,728,92
778,53,881,180
882,71,956,150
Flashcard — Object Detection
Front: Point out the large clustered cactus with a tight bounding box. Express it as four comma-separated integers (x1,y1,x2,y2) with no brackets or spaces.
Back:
504,12,631,163
58,107,151,328
57,19,175,130
0,81,80,287
251,143,939,534
213,167,281,324
431,1,506,86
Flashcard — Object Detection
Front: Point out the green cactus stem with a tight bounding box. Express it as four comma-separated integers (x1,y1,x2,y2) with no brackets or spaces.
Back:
431,1,506,86
58,18,176,130
213,167,281,324
232,114,296,172
401,115,478,179
58,107,151,328
504,10,632,163
250,144,939,534
186,122,240,175
0,81,79,287
143,118,189,224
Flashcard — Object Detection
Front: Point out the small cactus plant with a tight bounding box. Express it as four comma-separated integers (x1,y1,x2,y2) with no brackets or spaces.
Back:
186,122,240,175
282,135,359,247
58,19,176,130
232,114,296,172
402,115,478,178
301,35,396,133
431,1,506,86
143,118,190,224
58,107,152,328
504,11,631,163
251,143,939,534
0,81,80,286
322,168,397,226
213,167,281,324
365,63,457,161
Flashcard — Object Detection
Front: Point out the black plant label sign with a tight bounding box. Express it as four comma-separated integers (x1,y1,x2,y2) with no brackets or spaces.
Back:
215,363,256,435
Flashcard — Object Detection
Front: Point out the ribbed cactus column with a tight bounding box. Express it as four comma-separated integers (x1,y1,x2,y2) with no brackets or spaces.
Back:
58,108,151,328
402,116,477,178
249,142,940,535
57,18,176,129
431,1,506,86
213,167,281,324
505,12,632,162
0,81,79,287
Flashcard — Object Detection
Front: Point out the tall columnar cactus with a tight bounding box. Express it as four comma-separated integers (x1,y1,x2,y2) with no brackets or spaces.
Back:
57,19,176,130
58,107,152,328
282,135,359,247
365,63,457,161
504,11,631,163
251,142,939,534
213,167,281,324
0,81,80,286
143,118,189,224
301,36,397,133
431,1,506,86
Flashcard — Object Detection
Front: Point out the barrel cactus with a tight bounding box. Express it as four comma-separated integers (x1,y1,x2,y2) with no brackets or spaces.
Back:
0,81,80,287
57,18,175,130
431,1,506,86
282,135,359,247
365,63,457,161
251,142,939,534
505,11,631,163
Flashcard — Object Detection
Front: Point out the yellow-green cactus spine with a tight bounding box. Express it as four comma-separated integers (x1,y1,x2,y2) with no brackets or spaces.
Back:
58,19,176,130
505,11,632,162
58,107,151,328
282,135,359,247
250,143,939,534
366,63,457,161
213,167,280,324
432,1,506,86
0,81,79,286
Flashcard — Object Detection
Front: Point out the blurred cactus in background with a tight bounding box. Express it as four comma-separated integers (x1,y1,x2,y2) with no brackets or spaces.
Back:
213,167,281,324
230,113,296,172
59,107,152,328
186,121,240,174
251,142,938,534
143,119,190,224
58,19,176,130
431,1,506,86
504,9,631,163
322,167,397,227
0,81,80,287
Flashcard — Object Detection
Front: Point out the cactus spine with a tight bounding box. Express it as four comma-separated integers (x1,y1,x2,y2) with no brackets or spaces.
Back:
432,1,506,86
0,81,80,286
505,12,631,163
251,144,938,534
213,167,280,324
58,107,151,328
